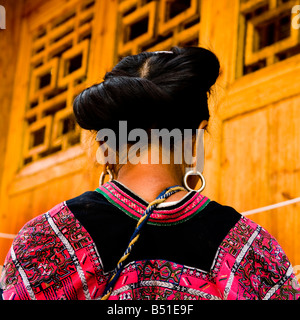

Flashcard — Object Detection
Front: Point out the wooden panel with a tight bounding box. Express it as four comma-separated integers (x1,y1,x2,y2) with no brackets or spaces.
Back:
220,107,269,212
220,96,300,265
219,53,300,121
0,0,24,266
199,0,241,202
0,0,23,192
268,97,300,204
267,96,300,265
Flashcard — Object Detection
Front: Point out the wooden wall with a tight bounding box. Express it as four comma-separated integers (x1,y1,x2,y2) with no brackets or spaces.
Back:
0,0,24,262
0,0,22,202
0,0,299,278
0,0,118,264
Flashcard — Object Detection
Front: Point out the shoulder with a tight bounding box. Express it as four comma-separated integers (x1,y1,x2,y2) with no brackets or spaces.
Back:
194,200,242,249
10,195,100,258
66,190,115,217
222,214,287,264
217,214,300,299
202,200,241,228
0,203,66,299
0,196,105,300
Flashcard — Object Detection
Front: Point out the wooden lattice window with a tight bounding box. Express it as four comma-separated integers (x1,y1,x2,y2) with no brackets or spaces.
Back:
238,0,300,76
23,0,95,166
117,0,201,58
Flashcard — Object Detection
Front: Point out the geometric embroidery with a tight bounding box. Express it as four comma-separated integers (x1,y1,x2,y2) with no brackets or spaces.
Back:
136,260,182,285
217,216,299,300
221,218,254,257
1,202,300,300
96,181,210,226
0,202,106,300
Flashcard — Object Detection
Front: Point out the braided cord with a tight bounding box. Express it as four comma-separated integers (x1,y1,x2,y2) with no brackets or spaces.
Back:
100,185,185,300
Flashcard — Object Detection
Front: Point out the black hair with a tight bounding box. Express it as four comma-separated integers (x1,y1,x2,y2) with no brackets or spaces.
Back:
73,46,220,137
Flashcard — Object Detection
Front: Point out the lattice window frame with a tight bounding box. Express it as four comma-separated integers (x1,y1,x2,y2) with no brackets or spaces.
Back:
117,0,201,58
22,0,96,167
237,0,300,77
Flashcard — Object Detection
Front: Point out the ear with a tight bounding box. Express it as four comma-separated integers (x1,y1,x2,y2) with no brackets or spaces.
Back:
199,120,208,130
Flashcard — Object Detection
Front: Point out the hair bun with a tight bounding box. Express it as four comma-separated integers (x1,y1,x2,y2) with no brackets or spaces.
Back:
73,46,220,133
172,46,220,90
146,46,220,94
73,76,171,132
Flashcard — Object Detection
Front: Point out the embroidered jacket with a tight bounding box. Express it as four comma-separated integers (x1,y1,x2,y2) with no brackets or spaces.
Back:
1,181,299,300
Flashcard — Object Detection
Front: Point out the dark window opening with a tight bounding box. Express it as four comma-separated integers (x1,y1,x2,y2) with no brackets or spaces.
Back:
62,116,76,135
244,59,266,74
67,53,83,74
166,0,191,20
32,127,46,147
30,100,38,109
255,12,291,51
127,16,149,42
38,73,51,89
24,157,33,165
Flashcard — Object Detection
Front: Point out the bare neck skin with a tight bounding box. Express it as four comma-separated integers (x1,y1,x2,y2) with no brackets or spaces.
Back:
116,162,188,203
114,121,208,203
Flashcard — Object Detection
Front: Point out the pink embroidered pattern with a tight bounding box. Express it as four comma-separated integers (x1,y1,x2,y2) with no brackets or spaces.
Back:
0,203,107,300
1,192,300,300
96,182,210,225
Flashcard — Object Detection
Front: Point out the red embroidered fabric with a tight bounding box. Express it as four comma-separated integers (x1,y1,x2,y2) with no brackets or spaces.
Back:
1,182,299,300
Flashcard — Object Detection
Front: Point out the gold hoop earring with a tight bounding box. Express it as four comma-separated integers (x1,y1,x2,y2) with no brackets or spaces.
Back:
99,167,113,186
183,170,206,193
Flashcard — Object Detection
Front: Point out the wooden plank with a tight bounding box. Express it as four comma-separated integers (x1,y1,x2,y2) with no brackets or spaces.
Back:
220,107,270,212
219,54,300,121
0,0,23,201
200,0,240,85
199,0,241,201
8,151,86,195
88,0,118,84
0,0,24,265
0,190,33,264
0,17,32,233
267,97,300,265
220,96,300,266
202,99,223,201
